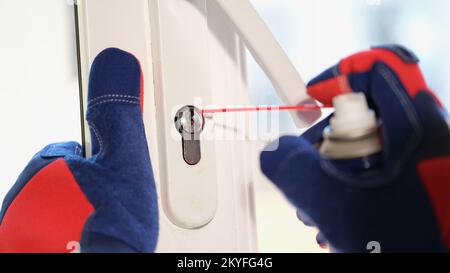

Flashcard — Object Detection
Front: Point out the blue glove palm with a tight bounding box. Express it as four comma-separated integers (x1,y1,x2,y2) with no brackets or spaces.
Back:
261,45,450,252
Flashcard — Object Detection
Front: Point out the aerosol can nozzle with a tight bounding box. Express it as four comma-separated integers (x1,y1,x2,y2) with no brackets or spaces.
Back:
320,93,382,160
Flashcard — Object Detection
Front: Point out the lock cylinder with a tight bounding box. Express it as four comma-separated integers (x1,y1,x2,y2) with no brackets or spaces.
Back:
174,105,205,165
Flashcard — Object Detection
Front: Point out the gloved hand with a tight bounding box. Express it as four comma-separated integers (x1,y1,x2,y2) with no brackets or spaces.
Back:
0,48,159,253
261,45,450,253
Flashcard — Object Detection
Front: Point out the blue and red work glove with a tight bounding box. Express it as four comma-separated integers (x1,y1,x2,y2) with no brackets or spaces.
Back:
0,48,159,253
261,45,450,252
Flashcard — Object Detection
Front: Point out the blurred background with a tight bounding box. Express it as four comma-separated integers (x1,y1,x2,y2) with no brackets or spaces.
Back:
0,0,449,252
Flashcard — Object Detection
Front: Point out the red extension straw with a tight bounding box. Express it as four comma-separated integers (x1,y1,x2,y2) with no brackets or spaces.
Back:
201,104,329,114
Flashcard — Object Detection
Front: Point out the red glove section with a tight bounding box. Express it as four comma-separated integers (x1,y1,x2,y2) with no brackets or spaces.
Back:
0,159,93,252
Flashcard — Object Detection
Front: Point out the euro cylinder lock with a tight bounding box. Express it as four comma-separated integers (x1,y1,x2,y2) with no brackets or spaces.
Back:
174,105,205,165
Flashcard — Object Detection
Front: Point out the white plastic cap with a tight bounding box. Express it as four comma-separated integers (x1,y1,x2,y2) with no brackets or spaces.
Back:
330,93,377,135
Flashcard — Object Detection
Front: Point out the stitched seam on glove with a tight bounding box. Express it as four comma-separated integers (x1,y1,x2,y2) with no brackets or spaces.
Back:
89,99,140,109
88,94,140,104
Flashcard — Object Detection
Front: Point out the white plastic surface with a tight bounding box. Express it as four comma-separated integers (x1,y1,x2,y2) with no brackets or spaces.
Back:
149,0,218,229
213,0,321,127
77,0,256,252
330,93,377,134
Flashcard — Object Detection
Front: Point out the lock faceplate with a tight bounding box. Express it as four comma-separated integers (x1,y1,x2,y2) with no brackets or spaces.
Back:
149,0,218,230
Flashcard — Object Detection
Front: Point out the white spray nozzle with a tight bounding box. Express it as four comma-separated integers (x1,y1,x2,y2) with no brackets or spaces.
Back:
320,93,382,159
330,93,377,135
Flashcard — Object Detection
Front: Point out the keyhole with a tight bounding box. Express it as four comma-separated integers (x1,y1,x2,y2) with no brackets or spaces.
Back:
174,105,205,165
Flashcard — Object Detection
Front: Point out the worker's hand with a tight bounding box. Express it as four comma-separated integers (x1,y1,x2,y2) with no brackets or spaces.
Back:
261,45,450,252
0,48,158,253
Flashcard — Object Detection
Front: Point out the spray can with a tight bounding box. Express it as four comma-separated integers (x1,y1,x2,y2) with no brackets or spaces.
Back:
319,93,383,174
